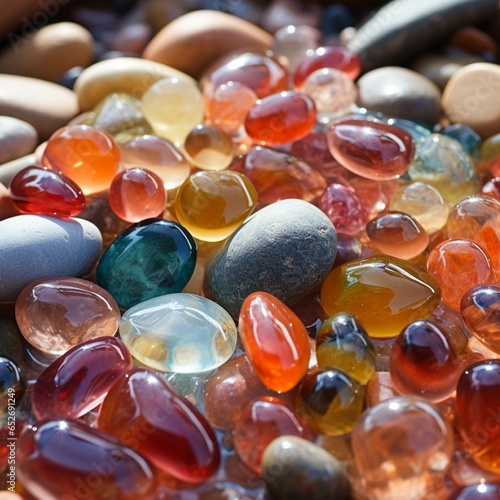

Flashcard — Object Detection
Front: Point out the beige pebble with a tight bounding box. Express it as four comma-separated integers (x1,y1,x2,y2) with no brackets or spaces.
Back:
0,116,38,164
74,57,195,111
0,182,19,221
143,10,273,78
0,75,78,141
0,154,36,186
442,62,500,138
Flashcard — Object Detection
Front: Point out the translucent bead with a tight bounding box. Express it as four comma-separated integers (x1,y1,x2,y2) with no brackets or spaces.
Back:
0,356,25,404
482,177,500,201
481,132,500,161
455,483,500,499
385,117,432,142
334,233,363,266
442,123,481,160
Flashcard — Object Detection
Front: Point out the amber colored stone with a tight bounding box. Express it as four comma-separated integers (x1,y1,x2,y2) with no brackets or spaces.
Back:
15,277,120,356
239,291,311,393
97,368,220,483
9,165,85,216
31,336,132,421
17,420,159,499
42,125,121,195
326,118,415,180
233,396,312,475
244,91,316,146
455,360,500,473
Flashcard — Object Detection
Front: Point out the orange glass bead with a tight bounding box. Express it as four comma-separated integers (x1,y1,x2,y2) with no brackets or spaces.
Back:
238,291,311,393
42,125,120,195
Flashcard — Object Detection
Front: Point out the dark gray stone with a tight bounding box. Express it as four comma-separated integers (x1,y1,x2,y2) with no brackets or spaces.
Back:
347,0,499,73
206,199,337,319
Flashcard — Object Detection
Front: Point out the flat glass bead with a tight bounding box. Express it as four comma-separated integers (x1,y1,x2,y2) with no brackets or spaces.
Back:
31,336,132,421
295,368,365,436
96,218,196,310
239,291,311,393
9,166,85,217
321,255,441,339
316,312,376,385
174,170,257,242
97,368,220,483
245,91,316,146
119,293,237,373
15,277,120,356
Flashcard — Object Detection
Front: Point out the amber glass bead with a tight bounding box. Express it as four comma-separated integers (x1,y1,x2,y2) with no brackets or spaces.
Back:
9,165,85,216
42,125,120,195
316,313,376,385
321,256,441,339
174,170,258,242
390,320,459,403
97,368,220,483
239,291,311,393
455,360,500,473
31,336,132,421
326,118,415,181
427,239,493,311
244,91,316,146
295,368,365,436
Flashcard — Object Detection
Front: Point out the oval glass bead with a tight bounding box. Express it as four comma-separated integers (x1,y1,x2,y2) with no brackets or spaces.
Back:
9,165,85,216
119,293,237,373
31,336,132,421
239,291,311,393
174,171,258,242
15,277,120,355
96,218,197,310
97,368,220,483
321,256,441,339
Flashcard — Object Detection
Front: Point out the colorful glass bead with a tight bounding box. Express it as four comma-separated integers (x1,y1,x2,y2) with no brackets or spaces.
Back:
352,396,454,500
321,255,441,339
427,239,493,311
15,277,120,356
295,368,365,436
326,118,415,180
390,320,459,403
18,420,159,499
9,165,85,216
108,167,166,223
366,210,429,260
385,117,432,142
96,218,196,310
334,233,363,267
174,171,257,242
316,313,376,385
455,360,500,473
461,284,500,354
0,357,25,405
290,292,327,339
31,336,132,421
239,291,311,393
482,177,500,201
244,91,316,146
455,483,500,499
42,125,120,195
97,368,220,483
234,396,311,475
442,123,481,160
119,293,237,373
141,76,204,145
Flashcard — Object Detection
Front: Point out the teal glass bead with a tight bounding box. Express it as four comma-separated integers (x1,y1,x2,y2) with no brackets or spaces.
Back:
96,218,196,309
442,124,481,161
386,117,432,142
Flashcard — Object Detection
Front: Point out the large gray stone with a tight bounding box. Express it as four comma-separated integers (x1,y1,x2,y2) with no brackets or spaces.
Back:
0,116,38,164
206,199,337,319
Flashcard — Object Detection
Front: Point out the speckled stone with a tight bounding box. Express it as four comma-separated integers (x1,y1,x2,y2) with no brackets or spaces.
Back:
0,116,38,164
206,199,337,319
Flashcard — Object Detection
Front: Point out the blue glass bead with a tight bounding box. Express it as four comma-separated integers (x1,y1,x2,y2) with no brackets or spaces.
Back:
442,124,482,161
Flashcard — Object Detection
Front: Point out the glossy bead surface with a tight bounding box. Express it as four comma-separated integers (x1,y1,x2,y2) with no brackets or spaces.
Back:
174,171,257,242
326,118,415,180
9,166,85,216
42,125,120,195
31,336,132,421
455,483,500,499
321,256,441,339
15,277,120,355
238,292,311,393
0,357,25,406
96,218,196,310
97,368,220,483
455,360,500,473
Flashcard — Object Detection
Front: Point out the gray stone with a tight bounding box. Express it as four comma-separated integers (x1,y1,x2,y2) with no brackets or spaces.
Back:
206,199,337,319
357,67,441,126
262,436,352,500
0,116,38,164
0,215,102,302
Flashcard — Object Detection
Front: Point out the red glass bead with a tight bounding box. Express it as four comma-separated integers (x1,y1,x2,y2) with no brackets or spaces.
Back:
9,165,85,216
244,91,316,146
31,336,132,421
97,368,220,484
